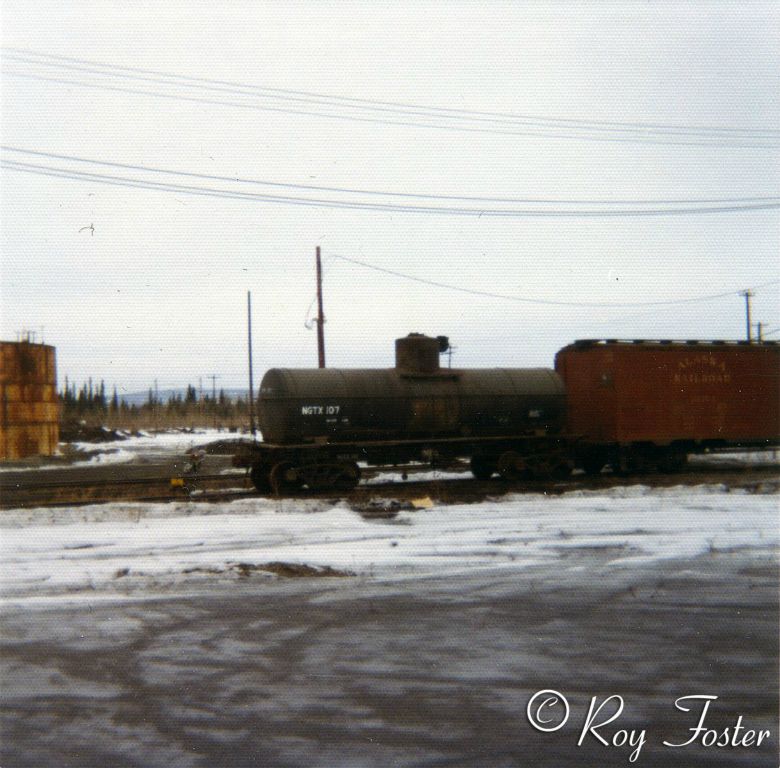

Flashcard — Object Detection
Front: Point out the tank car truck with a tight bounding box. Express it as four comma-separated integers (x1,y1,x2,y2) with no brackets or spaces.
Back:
555,339,780,474
233,334,569,493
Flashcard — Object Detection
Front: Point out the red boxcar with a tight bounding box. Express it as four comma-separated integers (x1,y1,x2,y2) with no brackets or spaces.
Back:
555,339,780,473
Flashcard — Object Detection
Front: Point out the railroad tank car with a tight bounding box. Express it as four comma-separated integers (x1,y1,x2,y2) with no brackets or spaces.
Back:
555,339,780,474
237,334,568,491
258,335,565,443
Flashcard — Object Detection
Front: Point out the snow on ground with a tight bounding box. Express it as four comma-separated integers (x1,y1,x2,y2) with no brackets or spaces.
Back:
69,428,238,461
0,429,241,472
689,449,780,465
364,469,470,484
1,483,777,607
70,448,139,467
70,429,238,455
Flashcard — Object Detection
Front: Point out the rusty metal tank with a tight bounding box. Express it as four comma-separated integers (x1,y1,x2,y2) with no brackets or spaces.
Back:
258,334,565,444
0,341,59,459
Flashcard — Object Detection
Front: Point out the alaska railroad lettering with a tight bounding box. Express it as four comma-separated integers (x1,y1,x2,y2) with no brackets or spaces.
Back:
674,354,731,385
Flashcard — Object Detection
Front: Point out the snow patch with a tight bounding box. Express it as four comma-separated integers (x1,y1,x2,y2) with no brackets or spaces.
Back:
1,483,776,607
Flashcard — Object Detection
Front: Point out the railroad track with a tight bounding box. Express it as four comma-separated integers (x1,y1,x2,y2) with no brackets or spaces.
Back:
1,462,777,510
0,472,252,509
0,462,443,509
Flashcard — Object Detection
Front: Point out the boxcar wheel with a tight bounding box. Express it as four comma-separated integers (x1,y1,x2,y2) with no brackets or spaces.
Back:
659,451,687,474
581,456,605,476
470,455,496,480
550,461,572,480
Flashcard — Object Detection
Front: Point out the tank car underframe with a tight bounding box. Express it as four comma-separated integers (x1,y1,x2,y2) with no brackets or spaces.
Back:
233,434,571,494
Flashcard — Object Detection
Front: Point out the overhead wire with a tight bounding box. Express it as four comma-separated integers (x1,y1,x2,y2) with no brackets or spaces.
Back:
580,297,779,329
1,148,780,218
4,52,777,330
4,157,780,217
7,69,776,150
2,50,778,148
4,146,778,206
327,252,780,308
4,47,777,139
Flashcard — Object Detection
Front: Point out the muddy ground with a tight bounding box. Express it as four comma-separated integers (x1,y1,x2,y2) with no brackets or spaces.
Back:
1,547,777,767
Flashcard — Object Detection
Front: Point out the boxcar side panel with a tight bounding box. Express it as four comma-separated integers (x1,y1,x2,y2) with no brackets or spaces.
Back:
555,342,780,446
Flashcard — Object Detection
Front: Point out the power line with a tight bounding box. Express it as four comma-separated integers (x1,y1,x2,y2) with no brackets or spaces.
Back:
5,158,780,217
328,252,780,308
4,146,778,206
3,54,778,149
5,47,777,138
7,69,775,150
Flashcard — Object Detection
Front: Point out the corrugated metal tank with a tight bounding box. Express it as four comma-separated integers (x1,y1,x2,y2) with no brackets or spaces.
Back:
0,341,59,459
258,334,565,444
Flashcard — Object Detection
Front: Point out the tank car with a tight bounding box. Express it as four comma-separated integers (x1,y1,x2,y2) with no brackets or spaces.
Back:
235,334,568,492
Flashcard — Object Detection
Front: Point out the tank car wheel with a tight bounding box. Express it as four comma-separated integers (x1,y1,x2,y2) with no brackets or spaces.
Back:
470,455,496,481
269,462,303,495
334,462,362,491
526,457,551,480
497,451,527,481
249,464,272,493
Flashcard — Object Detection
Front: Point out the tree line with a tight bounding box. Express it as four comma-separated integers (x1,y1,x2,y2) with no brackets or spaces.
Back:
60,378,252,431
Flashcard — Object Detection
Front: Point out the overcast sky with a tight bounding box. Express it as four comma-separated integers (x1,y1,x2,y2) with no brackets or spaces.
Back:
1,1,778,394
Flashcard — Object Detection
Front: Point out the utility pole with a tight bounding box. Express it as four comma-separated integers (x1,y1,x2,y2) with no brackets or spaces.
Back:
154,378,159,432
247,291,256,438
756,322,763,342
316,246,326,368
740,290,754,342
208,374,220,429
208,374,219,401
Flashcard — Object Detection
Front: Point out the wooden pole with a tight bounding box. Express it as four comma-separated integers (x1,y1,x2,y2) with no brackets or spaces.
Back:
247,291,256,438
741,290,754,342
316,246,326,368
